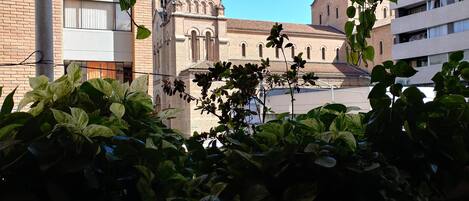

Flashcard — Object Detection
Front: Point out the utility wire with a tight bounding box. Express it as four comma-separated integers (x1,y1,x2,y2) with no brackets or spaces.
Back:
0,51,189,79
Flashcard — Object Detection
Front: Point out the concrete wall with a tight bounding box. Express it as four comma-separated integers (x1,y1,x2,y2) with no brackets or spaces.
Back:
63,29,133,62
393,31,469,60
392,0,469,35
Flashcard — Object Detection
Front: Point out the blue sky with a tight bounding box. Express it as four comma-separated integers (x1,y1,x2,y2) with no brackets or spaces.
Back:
223,0,314,24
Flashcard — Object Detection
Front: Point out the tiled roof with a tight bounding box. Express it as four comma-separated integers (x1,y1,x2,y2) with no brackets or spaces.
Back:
226,18,344,36
228,59,369,77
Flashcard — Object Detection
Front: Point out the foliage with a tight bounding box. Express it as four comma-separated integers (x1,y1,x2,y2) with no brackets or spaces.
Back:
0,65,188,201
119,0,152,39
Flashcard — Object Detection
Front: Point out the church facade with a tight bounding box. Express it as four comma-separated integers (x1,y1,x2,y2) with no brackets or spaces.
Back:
153,0,370,136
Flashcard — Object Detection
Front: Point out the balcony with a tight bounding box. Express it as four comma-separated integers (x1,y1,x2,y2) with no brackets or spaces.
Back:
393,30,469,60
392,0,469,35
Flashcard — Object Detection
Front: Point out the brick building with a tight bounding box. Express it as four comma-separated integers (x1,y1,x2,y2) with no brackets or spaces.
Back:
0,0,154,104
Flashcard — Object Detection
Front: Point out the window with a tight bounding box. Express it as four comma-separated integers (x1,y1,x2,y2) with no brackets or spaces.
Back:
428,24,448,38
275,47,280,58
336,48,339,61
336,8,339,19
327,5,330,16
64,0,131,31
291,46,295,59
258,44,263,58
383,8,387,18
195,1,199,13
191,31,199,62
321,47,326,60
454,19,469,33
319,15,322,25
241,43,246,57
202,2,207,14
307,47,311,60
464,49,469,61
429,53,448,65
64,60,132,83
379,41,383,55
205,32,213,61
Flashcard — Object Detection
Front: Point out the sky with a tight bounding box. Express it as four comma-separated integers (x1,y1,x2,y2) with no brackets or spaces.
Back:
223,0,314,24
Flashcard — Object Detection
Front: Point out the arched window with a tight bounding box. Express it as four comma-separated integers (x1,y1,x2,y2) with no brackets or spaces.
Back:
275,47,280,58
191,30,199,62
336,48,340,61
241,43,246,57
205,32,212,60
202,2,207,14
327,5,330,16
321,47,326,60
307,47,311,59
195,1,199,13
186,0,192,12
258,44,263,58
319,15,322,25
291,46,295,59
208,2,214,15
379,41,383,55
383,8,387,18
336,7,339,18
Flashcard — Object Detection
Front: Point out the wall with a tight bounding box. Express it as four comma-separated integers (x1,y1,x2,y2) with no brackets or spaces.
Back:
63,29,133,62
311,0,349,31
367,24,394,68
0,0,63,105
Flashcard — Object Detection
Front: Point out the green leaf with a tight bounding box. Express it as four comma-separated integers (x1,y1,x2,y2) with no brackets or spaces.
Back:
314,156,337,168
70,107,89,129
162,139,177,150
347,6,356,18
461,68,469,81
0,124,23,140
390,83,403,97
233,150,262,169
392,61,417,77
1,87,16,116
345,21,355,36
130,74,149,93
283,183,318,201
371,65,386,83
29,76,49,90
119,0,136,11
83,124,115,138
368,83,387,99
137,26,151,39
158,108,182,120
66,63,83,85
449,51,464,62
402,87,425,105
382,60,394,69
211,182,228,197
110,103,125,118
86,79,113,97
337,131,357,151
51,109,74,124
363,46,375,61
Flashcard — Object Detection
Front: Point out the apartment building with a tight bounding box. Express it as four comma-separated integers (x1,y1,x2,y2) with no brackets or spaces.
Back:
311,0,395,70
392,0,469,85
0,0,153,103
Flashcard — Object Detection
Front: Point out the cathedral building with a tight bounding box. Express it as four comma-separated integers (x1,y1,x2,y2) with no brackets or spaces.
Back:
153,0,370,136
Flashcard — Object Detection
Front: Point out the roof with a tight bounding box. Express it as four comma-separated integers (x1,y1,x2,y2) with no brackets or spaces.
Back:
228,59,369,77
226,18,344,36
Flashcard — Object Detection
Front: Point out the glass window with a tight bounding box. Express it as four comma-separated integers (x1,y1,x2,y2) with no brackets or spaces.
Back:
428,24,448,38
64,60,133,83
464,49,469,61
322,48,326,60
64,0,132,31
454,19,469,33
116,4,131,31
429,53,448,65
64,0,81,28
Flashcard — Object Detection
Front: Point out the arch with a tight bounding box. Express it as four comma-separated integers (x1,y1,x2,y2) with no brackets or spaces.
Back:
194,1,200,13
241,43,247,57
205,31,213,60
187,27,200,35
258,43,264,58
191,30,199,62
306,46,312,60
208,1,215,15
379,41,383,55
291,45,296,59
321,46,327,60
201,1,207,14
185,0,192,13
